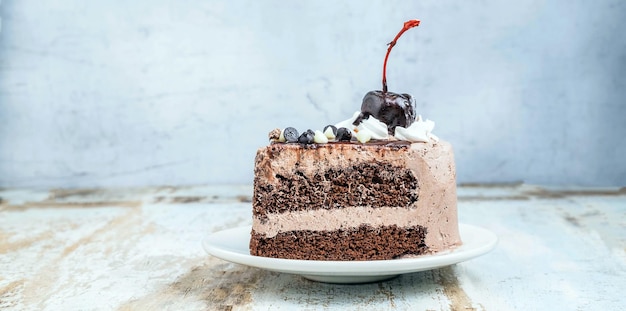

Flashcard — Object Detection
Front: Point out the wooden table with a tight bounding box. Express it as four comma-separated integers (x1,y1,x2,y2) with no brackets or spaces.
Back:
1,184,624,310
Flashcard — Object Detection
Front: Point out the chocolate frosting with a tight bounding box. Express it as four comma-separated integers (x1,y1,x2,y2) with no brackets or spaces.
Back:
252,141,462,253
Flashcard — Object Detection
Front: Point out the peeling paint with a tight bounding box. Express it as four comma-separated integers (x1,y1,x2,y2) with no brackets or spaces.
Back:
0,230,54,254
563,215,582,227
169,196,206,204
1,200,142,211
433,266,477,311
459,182,523,188
0,280,24,309
152,194,253,204
118,260,264,310
459,195,529,201
524,187,626,198
458,184,626,202
376,282,396,308
60,208,141,258
48,188,101,200
236,195,252,203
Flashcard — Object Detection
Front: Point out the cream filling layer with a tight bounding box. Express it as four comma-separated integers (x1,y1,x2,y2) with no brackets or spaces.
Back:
253,205,436,239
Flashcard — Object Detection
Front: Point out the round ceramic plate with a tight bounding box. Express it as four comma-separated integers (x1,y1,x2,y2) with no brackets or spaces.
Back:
202,223,497,284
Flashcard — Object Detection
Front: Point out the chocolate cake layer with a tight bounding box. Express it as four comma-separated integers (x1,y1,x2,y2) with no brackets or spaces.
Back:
250,224,428,261
254,161,418,217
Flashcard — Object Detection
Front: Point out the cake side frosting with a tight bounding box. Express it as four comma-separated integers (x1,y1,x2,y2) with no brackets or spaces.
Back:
407,141,460,252
252,140,461,253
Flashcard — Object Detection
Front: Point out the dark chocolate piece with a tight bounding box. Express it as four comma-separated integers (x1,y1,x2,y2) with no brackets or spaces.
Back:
336,127,352,141
250,224,428,261
284,127,299,143
298,131,314,144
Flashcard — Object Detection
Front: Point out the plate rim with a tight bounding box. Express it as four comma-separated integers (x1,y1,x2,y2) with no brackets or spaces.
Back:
202,223,497,276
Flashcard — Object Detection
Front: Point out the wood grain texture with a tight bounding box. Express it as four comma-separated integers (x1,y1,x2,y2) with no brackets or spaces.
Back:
0,184,624,310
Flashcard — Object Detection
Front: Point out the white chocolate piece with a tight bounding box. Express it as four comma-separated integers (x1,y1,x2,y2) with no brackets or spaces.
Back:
394,115,438,142
324,127,336,140
278,129,286,143
334,111,360,136
357,117,388,140
313,130,329,144
355,130,372,143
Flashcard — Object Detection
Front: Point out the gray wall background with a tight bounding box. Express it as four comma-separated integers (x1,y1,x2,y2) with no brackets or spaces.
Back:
0,1,625,188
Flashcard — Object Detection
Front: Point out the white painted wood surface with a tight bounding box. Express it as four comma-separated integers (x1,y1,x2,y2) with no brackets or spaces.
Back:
1,185,624,310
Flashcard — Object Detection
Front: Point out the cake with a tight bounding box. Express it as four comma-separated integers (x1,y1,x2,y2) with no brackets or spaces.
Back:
249,19,462,261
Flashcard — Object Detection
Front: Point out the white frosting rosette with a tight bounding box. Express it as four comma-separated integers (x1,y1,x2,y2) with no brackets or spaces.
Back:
394,115,439,142
334,111,438,143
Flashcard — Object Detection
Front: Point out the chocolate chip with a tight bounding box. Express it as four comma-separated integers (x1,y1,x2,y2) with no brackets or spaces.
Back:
298,131,314,144
323,125,337,136
336,127,352,141
283,127,299,143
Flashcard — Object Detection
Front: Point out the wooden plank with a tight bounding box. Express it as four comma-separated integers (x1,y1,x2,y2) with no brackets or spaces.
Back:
0,185,624,310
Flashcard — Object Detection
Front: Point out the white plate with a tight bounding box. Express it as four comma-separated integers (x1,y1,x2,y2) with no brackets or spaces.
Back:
202,223,497,284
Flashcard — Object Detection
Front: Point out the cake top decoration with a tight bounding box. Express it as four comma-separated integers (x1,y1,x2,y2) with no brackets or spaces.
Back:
268,19,439,145
353,20,421,135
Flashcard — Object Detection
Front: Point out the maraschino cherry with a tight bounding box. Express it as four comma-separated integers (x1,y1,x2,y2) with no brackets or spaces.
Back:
353,20,421,135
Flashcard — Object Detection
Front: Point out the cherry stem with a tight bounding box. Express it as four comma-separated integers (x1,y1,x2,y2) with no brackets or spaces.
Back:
382,19,420,93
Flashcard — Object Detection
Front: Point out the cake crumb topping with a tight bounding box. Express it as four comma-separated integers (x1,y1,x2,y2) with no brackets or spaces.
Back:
268,128,281,142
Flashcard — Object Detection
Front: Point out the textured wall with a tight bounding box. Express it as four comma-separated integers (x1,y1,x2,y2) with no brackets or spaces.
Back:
0,1,625,188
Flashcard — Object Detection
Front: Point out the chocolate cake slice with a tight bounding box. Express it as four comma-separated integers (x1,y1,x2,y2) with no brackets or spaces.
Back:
250,141,461,260
249,19,462,261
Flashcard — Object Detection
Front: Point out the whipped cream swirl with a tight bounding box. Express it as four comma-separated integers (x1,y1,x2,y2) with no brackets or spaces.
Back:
335,111,438,143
